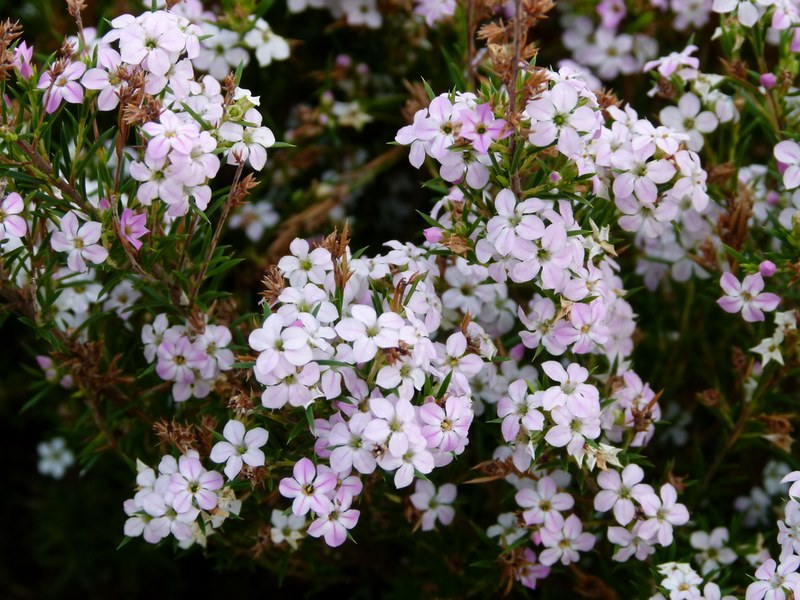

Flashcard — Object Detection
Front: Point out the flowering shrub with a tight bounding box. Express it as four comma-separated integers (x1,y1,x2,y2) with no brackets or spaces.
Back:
6,0,800,598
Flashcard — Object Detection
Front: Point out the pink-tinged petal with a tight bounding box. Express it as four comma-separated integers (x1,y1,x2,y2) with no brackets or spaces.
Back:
4,193,23,214
350,304,377,327
50,231,71,252
538,548,561,567
66,250,87,273
314,471,338,495
79,221,102,245
501,415,520,442
210,441,237,463
551,492,574,511
775,140,800,164
363,419,391,443
369,396,395,420
667,504,689,525
741,273,765,294
637,493,661,515
338,508,360,529
82,68,110,90
223,419,246,445
741,303,764,322
292,494,312,516
660,484,677,505
61,212,79,238
242,448,265,467
494,189,516,216
310,494,333,515
544,425,572,447
82,244,108,265
551,83,578,113
324,521,347,547
146,136,170,160
783,166,800,190
695,111,719,133
195,489,219,510
293,457,316,486
719,272,741,295
4,216,26,238
60,83,84,105
248,145,267,171
307,517,330,539
97,87,120,111
538,477,557,499
223,456,244,480
244,427,269,448
44,89,63,114
613,499,635,525
279,477,302,498
754,293,780,312
335,317,365,341
528,121,558,147
63,61,86,80
717,296,743,314
594,490,618,512
541,360,567,383
199,470,223,490
388,432,409,457
646,159,676,184
171,491,194,514
180,457,203,481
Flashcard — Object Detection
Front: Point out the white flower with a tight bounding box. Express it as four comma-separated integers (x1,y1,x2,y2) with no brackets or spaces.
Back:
210,419,269,480
37,437,75,479
244,19,290,67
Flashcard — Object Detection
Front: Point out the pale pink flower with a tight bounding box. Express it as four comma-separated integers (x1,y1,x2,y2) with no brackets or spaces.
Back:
141,110,200,160
210,419,269,480
516,476,574,530
336,305,405,363
717,272,780,322
307,494,360,547
459,103,506,154
168,455,224,512
38,61,86,114
119,208,149,251
50,211,108,273
775,140,800,190
12,41,34,79
539,514,596,566
639,483,689,546
419,395,473,452
0,192,27,241
279,457,337,516
593,464,654,526
643,45,699,78
410,480,457,530
82,48,125,111
746,556,800,600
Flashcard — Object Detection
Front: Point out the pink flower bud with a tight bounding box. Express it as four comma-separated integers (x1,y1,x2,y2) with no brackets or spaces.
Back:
759,260,777,277
767,191,781,206
98,198,111,211
423,227,444,244
760,73,777,89
793,29,800,53
550,172,562,183
335,54,352,69
509,343,525,361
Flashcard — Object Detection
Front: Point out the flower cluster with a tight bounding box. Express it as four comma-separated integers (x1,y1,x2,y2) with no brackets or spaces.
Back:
123,451,238,548
143,314,234,402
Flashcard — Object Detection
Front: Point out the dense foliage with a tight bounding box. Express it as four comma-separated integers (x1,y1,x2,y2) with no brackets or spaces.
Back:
4,0,800,598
